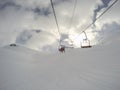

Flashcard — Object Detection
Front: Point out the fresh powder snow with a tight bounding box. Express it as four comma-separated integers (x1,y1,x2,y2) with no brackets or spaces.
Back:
0,39,120,90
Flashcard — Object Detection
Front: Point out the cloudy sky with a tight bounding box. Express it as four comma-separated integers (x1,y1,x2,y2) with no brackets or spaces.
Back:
0,0,120,52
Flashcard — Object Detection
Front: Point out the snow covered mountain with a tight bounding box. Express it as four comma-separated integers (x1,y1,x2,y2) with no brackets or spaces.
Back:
0,38,120,90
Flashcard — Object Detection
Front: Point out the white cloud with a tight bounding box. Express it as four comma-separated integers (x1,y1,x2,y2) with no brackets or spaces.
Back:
15,29,57,51
93,21,120,45
0,0,120,52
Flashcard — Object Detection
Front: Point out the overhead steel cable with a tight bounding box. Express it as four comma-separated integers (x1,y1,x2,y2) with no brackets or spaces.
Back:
60,0,77,47
73,0,118,41
67,0,77,35
50,0,61,38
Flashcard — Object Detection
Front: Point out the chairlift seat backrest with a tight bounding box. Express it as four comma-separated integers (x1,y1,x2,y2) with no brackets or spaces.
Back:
81,39,92,48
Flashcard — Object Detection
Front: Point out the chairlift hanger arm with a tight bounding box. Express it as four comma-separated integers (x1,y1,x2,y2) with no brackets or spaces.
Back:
83,31,88,40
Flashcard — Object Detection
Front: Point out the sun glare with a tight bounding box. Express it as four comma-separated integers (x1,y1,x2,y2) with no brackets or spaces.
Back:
69,33,85,47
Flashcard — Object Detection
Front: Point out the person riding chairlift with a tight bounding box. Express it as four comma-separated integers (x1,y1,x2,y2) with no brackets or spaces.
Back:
59,45,65,53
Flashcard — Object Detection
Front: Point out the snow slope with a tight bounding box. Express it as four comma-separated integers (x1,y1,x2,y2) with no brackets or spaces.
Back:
0,39,120,90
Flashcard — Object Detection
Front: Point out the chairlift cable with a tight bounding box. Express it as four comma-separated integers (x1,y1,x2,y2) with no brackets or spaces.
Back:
72,0,118,41
67,0,77,35
61,0,77,47
50,0,61,42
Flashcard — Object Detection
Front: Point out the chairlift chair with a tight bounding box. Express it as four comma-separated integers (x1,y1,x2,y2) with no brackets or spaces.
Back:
59,37,74,48
80,31,92,48
81,39,92,48
58,39,74,53
10,43,17,46
58,45,65,53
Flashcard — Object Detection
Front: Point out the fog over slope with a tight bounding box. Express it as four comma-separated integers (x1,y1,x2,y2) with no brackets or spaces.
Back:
0,34,120,90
